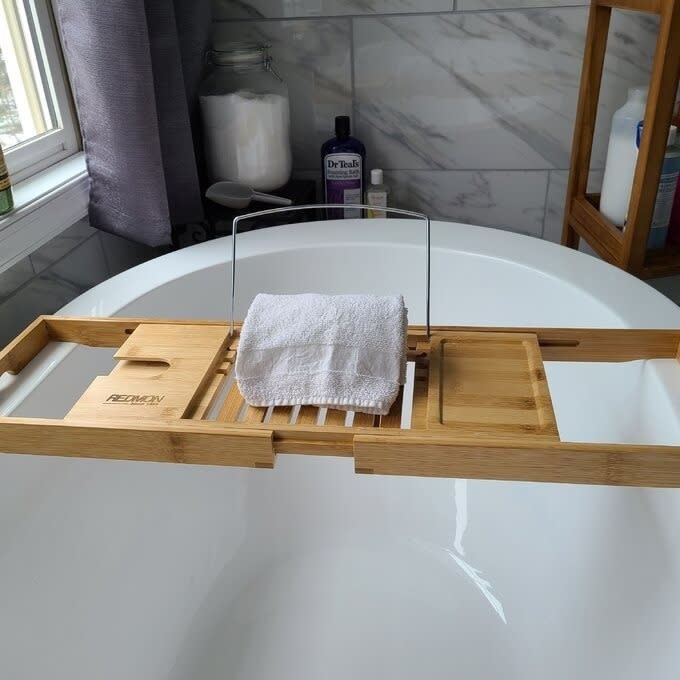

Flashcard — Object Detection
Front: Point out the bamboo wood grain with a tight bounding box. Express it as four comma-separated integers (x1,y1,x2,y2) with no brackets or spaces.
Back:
4,318,680,486
570,196,624,266
0,317,49,376
269,406,293,424
13,318,680,363
353,434,680,488
426,333,559,440
0,417,274,467
42,316,236,347
65,324,230,423
561,0,611,249
242,405,268,424
379,389,403,428
188,373,228,420
622,0,680,274
352,412,376,427
325,409,349,426
217,381,245,422
433,326,680,362
297,406,320,425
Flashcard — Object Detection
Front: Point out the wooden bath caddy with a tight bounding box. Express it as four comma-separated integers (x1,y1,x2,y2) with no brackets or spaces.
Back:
2,316,680,487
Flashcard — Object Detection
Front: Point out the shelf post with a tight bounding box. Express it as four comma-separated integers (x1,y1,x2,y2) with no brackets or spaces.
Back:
622,0,680,275
562,0,680,278
561,1,612,252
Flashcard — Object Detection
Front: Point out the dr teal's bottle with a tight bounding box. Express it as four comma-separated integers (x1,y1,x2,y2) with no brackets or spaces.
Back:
321,115,365,220
0,145,13,216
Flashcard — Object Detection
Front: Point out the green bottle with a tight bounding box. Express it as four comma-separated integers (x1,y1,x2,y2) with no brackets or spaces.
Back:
0,145,14,216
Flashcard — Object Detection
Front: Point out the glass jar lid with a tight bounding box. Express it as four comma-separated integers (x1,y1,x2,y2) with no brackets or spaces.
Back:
208,42,271,68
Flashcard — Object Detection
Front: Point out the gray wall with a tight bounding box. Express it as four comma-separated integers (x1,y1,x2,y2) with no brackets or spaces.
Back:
213,1,658,240
0,221,156,346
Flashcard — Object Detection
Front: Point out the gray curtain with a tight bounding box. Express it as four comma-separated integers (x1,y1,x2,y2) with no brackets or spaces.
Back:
54,0,212,246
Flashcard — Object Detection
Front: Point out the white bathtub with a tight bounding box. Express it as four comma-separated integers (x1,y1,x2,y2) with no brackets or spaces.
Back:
2,219,680,680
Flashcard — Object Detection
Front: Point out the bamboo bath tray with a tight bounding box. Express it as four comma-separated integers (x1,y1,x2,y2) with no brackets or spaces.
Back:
2,316,680,487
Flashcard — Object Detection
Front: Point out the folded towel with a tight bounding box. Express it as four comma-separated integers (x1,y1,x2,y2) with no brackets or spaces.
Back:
235,293,407,416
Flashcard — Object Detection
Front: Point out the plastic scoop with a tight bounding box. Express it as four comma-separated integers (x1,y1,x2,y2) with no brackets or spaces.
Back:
205,181,292,210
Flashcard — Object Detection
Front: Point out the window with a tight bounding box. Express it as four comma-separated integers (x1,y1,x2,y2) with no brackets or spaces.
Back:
0,0,78,184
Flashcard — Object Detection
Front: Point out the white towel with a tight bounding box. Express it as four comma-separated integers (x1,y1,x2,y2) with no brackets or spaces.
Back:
235,293,407,416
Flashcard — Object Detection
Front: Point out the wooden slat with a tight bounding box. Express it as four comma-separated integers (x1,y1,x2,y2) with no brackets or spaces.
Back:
411,371,428,430
217,381,245,423
379,388,403,428
0,417,273,468
217,350,236,374
352,412,376,428
420,326,680,362
188,373,227,420
269,406,293,424
353,433,680,488
325,409,349,426
242,405,268,424
296,406,320,425
43,316,237,348
34,319,680,364
0,316,49,376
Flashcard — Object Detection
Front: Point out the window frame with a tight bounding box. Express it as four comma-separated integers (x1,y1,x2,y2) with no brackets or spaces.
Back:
1,0,79,184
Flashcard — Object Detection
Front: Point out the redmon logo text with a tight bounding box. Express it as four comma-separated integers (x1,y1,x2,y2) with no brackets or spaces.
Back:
105,394,165,405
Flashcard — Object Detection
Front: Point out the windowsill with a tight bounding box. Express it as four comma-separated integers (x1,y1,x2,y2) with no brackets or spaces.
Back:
0,152,89,273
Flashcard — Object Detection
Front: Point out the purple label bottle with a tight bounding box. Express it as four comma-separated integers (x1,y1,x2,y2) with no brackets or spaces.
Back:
321,116,366,219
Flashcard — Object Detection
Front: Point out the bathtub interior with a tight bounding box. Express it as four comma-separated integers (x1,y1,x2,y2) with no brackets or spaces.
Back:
2,235,680,679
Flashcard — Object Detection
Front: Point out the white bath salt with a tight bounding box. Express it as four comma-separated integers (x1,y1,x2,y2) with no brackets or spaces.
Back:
200,91,292,192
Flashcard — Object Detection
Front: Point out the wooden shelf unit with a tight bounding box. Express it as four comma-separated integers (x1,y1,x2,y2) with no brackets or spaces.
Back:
562,0,680,278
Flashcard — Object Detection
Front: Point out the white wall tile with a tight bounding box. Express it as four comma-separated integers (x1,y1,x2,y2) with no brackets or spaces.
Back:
213,19,352,170
459,0,586,9
387,169,548,235
0,234,111,347
214,0,452,20
47,233,110,292
99,232,158,277
353,9,656,171
0,258,34,303
0,275,77,348
29,219,97,274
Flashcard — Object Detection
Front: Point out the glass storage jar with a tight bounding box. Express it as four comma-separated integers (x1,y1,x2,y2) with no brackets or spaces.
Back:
199,43,292,192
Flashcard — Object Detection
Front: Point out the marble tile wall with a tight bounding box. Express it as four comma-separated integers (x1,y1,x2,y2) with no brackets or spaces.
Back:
0,3,664,346
0,220,159,347
214,1,659,239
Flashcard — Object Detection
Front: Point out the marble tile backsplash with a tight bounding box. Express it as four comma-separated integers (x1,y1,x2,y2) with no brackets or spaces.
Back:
0,219,159,347
214,0,453,20
387,169,547,235
0,3,661,345
214,2,657,238
214,19,352,170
